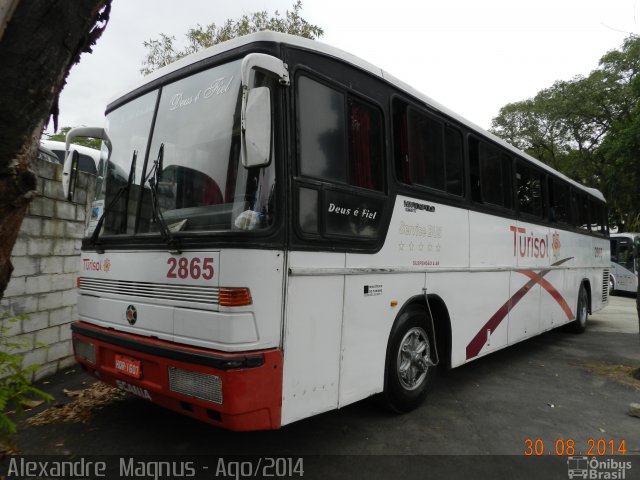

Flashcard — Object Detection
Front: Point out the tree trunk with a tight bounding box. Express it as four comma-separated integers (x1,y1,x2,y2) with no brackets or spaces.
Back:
0,0,111,300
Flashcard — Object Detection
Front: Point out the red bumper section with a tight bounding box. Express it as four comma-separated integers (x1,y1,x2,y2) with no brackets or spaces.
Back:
71,321,283,431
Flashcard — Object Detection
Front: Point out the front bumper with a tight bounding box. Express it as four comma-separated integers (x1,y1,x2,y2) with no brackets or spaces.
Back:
71,321,283,431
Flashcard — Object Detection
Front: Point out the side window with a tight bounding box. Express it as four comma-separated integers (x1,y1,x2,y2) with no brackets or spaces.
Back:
589,198,606,235
610,238,618,262
297,75,383,191
572,191,590,230
295,74,386,241
348,98,384,190
298,76,346,183
516,162,543,218
469,137,513,209
548,178,571,224
615,237,632,269
393,100,463,196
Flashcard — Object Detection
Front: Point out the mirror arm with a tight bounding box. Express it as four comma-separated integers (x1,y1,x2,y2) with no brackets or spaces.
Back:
240,53,289,88
65,127,106,151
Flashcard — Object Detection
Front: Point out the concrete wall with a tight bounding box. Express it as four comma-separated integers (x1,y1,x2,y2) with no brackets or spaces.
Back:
0,158,94,380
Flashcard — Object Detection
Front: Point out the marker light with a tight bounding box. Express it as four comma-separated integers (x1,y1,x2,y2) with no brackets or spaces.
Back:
219,287,252,307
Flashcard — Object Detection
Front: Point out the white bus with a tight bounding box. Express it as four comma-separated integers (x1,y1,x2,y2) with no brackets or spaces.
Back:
609,233,639,294
66,32,610,431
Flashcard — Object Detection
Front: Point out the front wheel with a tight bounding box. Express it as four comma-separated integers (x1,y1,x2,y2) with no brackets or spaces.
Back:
383,305,436,413
567,284,589,333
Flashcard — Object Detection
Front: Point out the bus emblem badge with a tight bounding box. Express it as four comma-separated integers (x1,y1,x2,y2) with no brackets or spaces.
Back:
552,232,561,258
126,305,138,325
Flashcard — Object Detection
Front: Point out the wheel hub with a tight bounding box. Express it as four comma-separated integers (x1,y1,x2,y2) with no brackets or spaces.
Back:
397,327,431,391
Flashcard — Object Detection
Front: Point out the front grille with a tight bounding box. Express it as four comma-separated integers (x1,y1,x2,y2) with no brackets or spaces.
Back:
602,269,609,302
78,277,219,306
168,367,222,404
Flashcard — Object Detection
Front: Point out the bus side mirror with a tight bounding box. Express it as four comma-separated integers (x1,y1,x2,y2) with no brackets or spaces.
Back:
241,87,272,168
62,149,80,201
239,53,288,169
63,126,108,200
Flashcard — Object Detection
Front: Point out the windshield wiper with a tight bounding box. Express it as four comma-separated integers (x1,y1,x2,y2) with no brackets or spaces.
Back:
148,144,181,254
89,150,137,253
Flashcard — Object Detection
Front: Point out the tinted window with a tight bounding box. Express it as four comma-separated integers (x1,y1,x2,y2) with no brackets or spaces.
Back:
549,178,571,224
298,76,346,183
348,97,384,190
298,187,318,234
469,137,513,209
613,237,634,270
393,101,463,195
297,76,383,191
572,191,590,230
516,163,543,217
589,198,607,235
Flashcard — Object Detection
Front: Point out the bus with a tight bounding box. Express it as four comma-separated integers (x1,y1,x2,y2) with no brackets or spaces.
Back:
65,32,610,431
41,139,100,175
609,233,639,294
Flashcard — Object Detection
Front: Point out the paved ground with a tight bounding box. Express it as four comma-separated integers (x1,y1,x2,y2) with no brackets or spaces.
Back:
8,295,640,479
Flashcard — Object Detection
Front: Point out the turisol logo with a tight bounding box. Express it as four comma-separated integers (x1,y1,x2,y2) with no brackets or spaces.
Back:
510,226,549,258
82,257,112,272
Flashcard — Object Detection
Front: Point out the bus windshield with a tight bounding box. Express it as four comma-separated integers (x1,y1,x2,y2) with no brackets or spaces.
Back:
92,58,276,238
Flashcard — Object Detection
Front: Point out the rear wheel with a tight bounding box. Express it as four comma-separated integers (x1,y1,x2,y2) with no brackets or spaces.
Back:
383,305,436,413
567,284,589,333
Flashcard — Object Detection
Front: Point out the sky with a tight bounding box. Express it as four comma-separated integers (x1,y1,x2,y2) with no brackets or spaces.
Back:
48,0,639,135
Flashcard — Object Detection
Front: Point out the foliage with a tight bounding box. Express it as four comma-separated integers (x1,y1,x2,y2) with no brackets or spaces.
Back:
490,35,640,231
46,127,101,150
0,312,53,441
140,1,323,75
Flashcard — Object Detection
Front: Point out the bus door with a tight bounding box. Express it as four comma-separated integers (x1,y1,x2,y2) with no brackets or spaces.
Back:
283,48,390,421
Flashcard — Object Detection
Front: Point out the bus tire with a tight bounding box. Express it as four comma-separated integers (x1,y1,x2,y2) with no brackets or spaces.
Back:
609,275,615,295
383,305,436,413
567,284,589,333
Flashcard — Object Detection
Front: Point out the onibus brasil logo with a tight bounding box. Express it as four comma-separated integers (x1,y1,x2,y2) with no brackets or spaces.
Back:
567,456,632,479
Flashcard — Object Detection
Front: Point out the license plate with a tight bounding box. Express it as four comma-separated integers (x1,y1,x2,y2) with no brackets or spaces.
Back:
114,354,142,379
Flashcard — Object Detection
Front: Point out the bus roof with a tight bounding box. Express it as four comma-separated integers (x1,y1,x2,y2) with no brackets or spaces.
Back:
113,31,605,202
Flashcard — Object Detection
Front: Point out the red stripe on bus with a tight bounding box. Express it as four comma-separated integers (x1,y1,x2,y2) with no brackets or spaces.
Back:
517,270,575,321
465,258,573,360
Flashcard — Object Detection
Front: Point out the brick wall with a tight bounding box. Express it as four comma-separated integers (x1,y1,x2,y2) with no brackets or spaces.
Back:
0,158,94,380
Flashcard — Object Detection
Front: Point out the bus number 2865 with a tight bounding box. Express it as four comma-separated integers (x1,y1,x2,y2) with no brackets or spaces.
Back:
167,257,215,280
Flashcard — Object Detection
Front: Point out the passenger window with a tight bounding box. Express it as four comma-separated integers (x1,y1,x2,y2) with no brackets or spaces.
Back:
297,75,384,191
393,100,463,196
347,98,384,190
298,187,318,234
572,192,590,230
469,137,513,209
516,163,543,218
589,198,607,235
298,76,346,184
549,178,571,224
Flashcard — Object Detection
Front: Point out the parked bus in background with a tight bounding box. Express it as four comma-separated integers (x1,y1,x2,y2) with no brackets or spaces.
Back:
609,233,639,294
64,32,610,431
41,139,100,175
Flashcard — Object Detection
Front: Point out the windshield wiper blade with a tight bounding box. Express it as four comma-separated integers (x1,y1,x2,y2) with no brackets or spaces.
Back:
148,144,181,254
89,150,138,253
